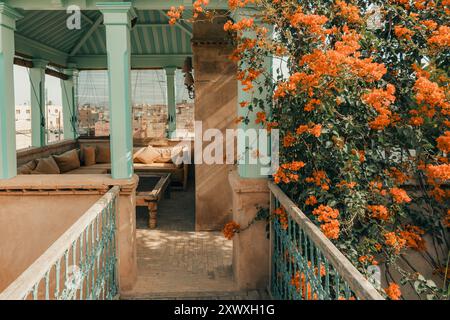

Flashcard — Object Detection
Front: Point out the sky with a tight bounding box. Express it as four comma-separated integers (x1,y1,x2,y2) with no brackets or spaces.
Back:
14,65,193,108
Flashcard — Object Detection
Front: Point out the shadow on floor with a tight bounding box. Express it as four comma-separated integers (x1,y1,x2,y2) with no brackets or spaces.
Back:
136,178,196,231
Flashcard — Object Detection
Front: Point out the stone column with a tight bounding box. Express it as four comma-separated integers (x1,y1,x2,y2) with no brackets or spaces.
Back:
61,65,77,140
192,16,237,230
0,4,22,179
97,2,136,179
30,59,48,148
165,66,177,139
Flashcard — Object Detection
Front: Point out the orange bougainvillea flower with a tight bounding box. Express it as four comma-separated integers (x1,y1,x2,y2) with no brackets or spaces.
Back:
390,188,412,204
335,0,362,24
283,131,296,147
394,25,414,40
399,225,426,251
414,76,447,109
436,131,450,153
228,0,255,10
367,205,390,221
313,205,340,239
336,180,357,189
273,207,288,229
305,195,318,206
222,221,240,240
255,111,266,124
428,25,450,48
305,170,331,190
384,232,406,254
309,124,322,138
304,98,321,112
425,164,450,182
385,282,402,300
362,85,396,130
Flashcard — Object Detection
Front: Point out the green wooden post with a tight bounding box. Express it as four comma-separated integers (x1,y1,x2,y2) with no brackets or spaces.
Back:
235,13,273,179
30,59,47,147
61,66,77,140
98,2,136,179
0,3,22,179
165,66,177,139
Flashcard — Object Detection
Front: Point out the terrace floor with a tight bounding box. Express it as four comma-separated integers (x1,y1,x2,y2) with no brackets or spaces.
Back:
121,178,269,300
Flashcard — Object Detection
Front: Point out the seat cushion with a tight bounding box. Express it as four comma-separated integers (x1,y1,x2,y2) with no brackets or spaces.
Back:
53,149,81,173
31,156,61,174
154,146,184,163
17,160,37,175
134,146,160,164
83,146,96,166
133,162,181,169
96,145,111,163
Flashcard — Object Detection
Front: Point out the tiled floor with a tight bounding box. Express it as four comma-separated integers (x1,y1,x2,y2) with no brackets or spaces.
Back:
123,179,264,299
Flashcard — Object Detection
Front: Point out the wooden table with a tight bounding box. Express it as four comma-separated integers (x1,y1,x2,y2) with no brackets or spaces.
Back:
135,173,171,229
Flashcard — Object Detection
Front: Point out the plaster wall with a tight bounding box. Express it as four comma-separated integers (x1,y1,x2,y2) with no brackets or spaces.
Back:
0,174,138,294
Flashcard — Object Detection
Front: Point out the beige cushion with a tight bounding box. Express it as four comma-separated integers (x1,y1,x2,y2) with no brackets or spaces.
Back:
83,146,96,166
53,149,81,173
31,156,61,174
17,160,37,175
154,146,184,163
96,145,110,163
134,146,160,164
133,147,145,162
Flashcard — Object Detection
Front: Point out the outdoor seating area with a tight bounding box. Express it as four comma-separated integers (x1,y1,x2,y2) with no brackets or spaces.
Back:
0,0,448,305
16,139,190,190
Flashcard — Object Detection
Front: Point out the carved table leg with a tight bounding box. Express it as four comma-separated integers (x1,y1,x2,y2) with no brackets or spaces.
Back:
148,202,157,229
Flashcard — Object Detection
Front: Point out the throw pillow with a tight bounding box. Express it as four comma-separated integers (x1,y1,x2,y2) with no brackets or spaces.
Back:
31,156,61,174
96,145,111,163
83,146,96,166
134,146,160,164
53,149,81,173
17,160,37,175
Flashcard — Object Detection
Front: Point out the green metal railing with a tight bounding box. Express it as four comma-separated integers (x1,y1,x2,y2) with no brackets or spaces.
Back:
0,186,120,300
268,181,384,300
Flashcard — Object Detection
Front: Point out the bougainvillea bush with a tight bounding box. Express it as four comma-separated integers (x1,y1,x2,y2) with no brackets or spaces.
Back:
171,0,449,299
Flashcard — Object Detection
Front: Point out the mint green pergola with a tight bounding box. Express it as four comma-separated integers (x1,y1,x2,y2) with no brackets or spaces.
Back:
0,1,209,179
0,0,271,180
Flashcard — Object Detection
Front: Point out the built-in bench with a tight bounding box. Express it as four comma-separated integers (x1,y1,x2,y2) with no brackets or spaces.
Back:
16,139,190,190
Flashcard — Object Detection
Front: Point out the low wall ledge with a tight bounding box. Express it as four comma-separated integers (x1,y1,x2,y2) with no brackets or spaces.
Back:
228,169,269,194
0,174,139,195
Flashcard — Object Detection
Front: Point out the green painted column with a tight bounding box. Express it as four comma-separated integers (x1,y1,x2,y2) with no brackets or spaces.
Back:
0,4,22,179
30,59,47,147
98,2,136,179
61,66,77,140
235,14,273,179
165,66,177,139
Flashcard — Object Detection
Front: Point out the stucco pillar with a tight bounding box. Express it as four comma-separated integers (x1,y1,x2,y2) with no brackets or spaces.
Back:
61,65,77,140
165,66,177,139
0,4,21,179
236,15,273,179
30,59,48,148
229,13,273,289
98,2,136,179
